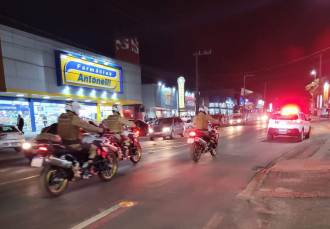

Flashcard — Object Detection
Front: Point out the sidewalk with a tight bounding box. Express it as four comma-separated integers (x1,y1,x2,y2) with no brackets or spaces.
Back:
249,119,330,228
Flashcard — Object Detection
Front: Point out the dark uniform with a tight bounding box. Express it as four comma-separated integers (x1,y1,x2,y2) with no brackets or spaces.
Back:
57,111,103,164
106,113,136,157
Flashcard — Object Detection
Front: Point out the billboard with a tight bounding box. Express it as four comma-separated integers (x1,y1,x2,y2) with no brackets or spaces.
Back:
55,50,123,93
324,83,329,102
185,96,195,109
177,77,185,108
115,38,140,65
165,89,172,105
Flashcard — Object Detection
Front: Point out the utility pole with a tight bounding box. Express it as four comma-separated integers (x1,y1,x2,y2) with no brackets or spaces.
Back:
193,50,211,114
262,83,270,112
243,74,254,116
318,53,323,122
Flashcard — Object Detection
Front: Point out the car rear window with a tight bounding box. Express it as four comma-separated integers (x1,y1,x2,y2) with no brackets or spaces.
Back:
0,126,18,132
156,118,173,125
272,114,298,120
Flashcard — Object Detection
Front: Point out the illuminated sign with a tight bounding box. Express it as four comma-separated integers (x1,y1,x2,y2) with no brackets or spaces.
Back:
324,83,329,102
55,51,122,92
177,77,185,108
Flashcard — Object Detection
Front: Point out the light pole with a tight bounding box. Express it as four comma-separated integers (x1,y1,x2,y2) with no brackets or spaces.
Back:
243,74,254,116
262,83,270,112
193,50,211,113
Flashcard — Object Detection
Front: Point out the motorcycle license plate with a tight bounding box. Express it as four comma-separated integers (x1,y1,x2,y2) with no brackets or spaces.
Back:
30,156,43,167
187,138,194,144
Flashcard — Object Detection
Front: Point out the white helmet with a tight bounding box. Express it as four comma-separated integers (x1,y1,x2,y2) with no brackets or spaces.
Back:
66,101,81,116
112,104,122,114
199,106,209,114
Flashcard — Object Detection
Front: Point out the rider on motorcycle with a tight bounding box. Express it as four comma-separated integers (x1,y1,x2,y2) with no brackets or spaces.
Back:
106,104,136,159
193,106,220,145
57,101,104,174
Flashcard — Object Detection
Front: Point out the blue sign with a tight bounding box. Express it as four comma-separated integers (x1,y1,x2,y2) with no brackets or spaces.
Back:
0,104,29,111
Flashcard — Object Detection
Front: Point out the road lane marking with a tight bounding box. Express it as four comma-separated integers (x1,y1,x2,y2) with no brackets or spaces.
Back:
142,143,188,154
71,202,137,229
0,175,39,186
0,168,12,172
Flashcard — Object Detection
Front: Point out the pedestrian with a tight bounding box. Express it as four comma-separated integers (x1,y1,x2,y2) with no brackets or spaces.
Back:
17,114,24,134
42,114,47,127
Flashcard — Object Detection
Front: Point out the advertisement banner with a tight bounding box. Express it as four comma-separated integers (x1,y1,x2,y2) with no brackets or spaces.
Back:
185,96,195,109
55,51,123,92
165,89,172,105
177,77,185,108
324,83,329,102
115,38,140,65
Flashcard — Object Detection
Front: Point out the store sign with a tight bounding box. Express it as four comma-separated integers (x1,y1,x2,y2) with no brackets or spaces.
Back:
0,104,29,111
185,96,195,108
324,83,329,102
55,51,123,92
177,77,185,108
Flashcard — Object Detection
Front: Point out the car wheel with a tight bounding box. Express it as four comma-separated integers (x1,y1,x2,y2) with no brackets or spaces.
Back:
298,128,304,142
267,134,274,140
305,127,311,139
170,130,174,139
150,137,155,141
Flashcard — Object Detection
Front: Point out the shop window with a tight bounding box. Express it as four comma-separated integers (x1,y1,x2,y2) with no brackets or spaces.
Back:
100,106,113,121
0,99,31,131
80,105,97,121
34,102,65,132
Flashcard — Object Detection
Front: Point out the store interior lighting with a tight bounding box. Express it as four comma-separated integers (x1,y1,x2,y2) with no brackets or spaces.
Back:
101,101,106,103
115,102,120,104
16,94,24,97
85,100,91,102
43,96,50,99
66,98,72,101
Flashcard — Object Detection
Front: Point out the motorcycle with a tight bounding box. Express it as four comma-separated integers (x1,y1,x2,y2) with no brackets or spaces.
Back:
187,125,219,162
83,127,142,163
34,134,118,198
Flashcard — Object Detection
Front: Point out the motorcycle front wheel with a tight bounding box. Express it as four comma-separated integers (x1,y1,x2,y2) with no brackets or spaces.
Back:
98,152,118,181
130,143,142,163
190,142,202,162
38,164,68,198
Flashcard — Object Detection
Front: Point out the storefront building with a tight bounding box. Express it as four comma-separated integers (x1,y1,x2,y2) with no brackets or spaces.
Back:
142,84,178,118
0,25,142,132
200,89,237,115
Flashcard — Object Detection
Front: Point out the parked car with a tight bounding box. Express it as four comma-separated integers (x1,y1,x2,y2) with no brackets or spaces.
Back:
149,117,185,140
0,124,25,152
129,119,149,136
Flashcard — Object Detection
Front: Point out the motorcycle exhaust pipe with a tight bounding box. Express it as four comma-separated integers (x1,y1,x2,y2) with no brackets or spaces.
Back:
49,155,72,169
196,137,207,147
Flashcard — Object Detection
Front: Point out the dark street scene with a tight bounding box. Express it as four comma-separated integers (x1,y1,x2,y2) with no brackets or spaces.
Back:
1,0,330,228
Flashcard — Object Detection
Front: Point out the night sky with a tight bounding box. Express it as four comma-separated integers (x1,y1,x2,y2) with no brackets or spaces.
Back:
1,0,330,111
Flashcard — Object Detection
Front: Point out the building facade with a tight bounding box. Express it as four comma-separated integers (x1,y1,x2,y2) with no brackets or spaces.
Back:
0,25,142,132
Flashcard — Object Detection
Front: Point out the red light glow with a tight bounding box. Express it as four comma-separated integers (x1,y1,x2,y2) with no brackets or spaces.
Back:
281,105,300,116
189,131,196,137
38,146,48,152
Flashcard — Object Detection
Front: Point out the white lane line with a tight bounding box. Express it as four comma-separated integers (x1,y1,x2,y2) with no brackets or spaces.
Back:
71,205,121,229
0,175,39,186
0,168,12,172
142,143,188,154
203,212,224,229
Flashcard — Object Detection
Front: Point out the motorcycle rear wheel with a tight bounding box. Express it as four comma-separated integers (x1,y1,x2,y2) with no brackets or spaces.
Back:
210,134,219,156
190,142,202,162
130,143,142,163
98,152,118,181
38,164,68,198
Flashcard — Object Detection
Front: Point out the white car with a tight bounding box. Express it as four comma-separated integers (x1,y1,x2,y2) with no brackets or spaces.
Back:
181,114,192,122
185,119,195,129
0,124,25,152
267,111,311,141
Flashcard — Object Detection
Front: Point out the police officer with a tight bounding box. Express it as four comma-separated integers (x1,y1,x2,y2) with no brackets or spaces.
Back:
193,106,220,144
57,101,104,173
107,104,136,159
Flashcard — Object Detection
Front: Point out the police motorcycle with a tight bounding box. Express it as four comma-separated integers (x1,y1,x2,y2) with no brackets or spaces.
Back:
83,125,142,163
33,132,118,198
187,123,220,162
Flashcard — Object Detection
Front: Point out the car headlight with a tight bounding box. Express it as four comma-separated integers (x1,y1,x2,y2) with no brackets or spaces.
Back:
22,142,31,150
163,127,170,132
238,119,242,123
229,120,233,123
149,129,154,133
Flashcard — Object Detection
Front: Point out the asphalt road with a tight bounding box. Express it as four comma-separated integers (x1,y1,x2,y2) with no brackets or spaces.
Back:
0,121,308,229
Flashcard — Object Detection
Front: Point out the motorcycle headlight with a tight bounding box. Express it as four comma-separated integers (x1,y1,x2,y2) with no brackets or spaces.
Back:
22,142,31,150
163,127,170,132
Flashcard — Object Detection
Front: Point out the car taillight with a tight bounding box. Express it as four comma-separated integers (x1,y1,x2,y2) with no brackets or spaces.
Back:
189,131,196,137
38,146,48,152
0,133,7,136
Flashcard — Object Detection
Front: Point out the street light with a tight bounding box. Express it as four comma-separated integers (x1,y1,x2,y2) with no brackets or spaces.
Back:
311,70,316,80
158,82,162,86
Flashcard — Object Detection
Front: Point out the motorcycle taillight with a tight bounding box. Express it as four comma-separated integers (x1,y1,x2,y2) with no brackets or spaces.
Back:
189,131,196,137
